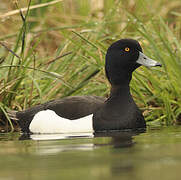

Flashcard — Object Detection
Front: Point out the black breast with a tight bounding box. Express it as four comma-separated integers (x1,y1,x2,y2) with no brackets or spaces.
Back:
93,95,146,131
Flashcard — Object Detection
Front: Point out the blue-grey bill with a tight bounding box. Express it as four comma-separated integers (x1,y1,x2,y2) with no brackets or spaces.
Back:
136,52,162,67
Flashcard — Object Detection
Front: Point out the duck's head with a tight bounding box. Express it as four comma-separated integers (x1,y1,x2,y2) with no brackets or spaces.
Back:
105,39,161,85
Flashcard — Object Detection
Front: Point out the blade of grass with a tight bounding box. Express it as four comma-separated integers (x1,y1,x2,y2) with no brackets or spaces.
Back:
0,0,63,19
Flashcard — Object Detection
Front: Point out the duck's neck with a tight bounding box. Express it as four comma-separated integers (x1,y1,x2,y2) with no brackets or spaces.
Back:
106,66,133,88
109,84,131,98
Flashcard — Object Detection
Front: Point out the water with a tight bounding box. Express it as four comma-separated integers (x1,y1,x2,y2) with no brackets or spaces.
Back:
1,126,181,180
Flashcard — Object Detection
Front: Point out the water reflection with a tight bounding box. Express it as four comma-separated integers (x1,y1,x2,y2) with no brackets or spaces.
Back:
30,132,94,140
17,129,145,156
2,127,181,180
94,130,144,148
94,130,145,178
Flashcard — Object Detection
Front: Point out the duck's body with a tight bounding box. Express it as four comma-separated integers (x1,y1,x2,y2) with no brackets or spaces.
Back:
15,96,105,133
8,39,161,134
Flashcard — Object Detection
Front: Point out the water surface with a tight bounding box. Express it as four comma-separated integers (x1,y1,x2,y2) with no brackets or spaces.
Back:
0,126,181,180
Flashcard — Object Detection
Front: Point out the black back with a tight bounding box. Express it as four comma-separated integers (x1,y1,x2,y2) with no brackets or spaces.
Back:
17,96,105,133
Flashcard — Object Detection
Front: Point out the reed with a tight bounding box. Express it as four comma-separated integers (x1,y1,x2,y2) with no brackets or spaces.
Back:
0,0,181,131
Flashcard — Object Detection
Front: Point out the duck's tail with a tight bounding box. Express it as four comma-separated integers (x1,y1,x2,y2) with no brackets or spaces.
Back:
7,110,19,121
3,109,32,133
0,110,20,132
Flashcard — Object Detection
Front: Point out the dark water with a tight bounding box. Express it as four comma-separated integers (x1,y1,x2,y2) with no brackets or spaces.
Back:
1,126,181,180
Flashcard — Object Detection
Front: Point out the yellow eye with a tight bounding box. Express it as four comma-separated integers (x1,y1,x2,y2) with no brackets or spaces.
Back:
124,47,130,52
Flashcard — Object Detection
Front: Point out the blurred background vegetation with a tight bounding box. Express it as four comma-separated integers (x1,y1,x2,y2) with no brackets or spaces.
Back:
1,0,181,131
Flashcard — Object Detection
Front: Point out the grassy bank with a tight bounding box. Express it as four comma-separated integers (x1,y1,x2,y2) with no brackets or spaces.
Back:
0,0,181,131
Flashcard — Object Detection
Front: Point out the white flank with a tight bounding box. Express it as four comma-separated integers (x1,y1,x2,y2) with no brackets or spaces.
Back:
29,109,93,134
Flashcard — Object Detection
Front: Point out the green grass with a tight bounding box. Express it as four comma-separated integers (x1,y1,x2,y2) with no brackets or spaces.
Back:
1,0,181,131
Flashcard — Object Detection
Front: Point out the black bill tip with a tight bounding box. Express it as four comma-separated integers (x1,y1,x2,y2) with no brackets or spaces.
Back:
155,62,162,67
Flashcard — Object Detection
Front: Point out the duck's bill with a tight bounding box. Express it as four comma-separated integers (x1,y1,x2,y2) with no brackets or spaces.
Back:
136,52,162,67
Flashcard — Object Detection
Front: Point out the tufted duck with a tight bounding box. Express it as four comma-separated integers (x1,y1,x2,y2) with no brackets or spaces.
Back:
8,39,161,133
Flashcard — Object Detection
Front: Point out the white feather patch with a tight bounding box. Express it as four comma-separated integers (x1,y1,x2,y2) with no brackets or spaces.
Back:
29,109,93,134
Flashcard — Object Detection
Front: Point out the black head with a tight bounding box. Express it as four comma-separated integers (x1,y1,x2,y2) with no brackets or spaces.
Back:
105,39,161,85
